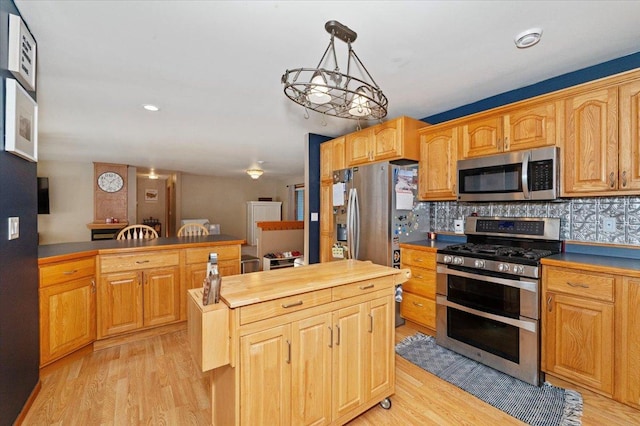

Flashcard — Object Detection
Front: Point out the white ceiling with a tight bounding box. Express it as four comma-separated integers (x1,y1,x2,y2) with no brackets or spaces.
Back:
14,0,640,180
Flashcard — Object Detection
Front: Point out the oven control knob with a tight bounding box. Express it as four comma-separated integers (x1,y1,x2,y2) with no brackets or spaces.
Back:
514,265,525,275
443,255,453,264
453,256,464,265
498,263,510,272
474,259,485,268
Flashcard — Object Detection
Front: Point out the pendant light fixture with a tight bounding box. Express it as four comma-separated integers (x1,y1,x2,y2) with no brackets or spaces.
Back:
282,20,388,121
246,169,264,179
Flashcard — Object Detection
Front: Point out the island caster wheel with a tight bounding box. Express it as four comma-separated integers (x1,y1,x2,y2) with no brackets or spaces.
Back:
379,397,392,410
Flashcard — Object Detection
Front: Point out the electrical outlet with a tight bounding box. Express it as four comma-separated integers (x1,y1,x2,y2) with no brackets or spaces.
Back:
603,217,616,233
8,217,19,240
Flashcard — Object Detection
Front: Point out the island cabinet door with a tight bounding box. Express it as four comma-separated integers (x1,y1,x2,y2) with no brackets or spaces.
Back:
241,325,292,426
620,277,640,409
143,267,180,327
98,271,143,338
291,313,332,426
366,295,395,402
332,303,366,420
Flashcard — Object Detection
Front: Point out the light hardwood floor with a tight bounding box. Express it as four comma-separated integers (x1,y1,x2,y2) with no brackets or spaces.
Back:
23,323,640,425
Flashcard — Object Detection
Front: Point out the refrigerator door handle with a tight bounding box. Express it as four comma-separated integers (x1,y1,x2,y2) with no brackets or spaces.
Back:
346,188,354,259
353,187,360,260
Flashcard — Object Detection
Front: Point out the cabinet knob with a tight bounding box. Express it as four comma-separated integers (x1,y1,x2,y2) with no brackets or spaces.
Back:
609,172,616,188
63,269,78,275
91,279,96,294
504,137,509,150
622,170,628,187
547,295,553,312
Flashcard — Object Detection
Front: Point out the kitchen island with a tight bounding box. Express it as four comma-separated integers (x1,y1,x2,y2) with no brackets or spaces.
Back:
188,259,410,426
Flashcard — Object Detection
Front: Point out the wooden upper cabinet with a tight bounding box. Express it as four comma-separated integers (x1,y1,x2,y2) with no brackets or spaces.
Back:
461,100,558,158
562,86,618,195
346,128,373,166
320,141,333,182
618,80,640,191
418,125,458,200
462,116,502,158
332,136,346,171
345,116,426,166
504,101,558,151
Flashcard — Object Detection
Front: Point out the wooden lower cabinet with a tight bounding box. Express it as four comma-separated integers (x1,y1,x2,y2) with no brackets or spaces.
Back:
619,277,640,409
98,250,181,338
39,276,96,366
239,296,393,426
39,256,96,366
399,246,437,330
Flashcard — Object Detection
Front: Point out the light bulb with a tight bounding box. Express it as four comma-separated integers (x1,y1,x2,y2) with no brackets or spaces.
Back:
308,74,331,105
349,88,372,117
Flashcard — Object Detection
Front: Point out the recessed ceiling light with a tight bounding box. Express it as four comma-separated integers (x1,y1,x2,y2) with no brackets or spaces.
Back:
143,104,160,112
514,28,543,49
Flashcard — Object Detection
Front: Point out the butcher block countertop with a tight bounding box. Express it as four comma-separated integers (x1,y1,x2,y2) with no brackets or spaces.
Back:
219,259,410,308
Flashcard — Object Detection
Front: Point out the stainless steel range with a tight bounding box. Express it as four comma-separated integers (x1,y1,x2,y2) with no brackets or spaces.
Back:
436,216,561,386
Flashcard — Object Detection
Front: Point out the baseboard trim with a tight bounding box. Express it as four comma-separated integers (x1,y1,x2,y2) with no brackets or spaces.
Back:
94,322,187,351
13,380,41,426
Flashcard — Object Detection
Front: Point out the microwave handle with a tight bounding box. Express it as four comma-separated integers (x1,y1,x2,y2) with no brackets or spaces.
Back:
521,151,531,199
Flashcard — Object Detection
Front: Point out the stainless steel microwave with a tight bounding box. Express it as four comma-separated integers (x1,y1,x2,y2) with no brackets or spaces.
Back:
457,146,559,202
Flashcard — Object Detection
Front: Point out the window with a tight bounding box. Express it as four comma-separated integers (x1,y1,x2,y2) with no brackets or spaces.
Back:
295,184,304,221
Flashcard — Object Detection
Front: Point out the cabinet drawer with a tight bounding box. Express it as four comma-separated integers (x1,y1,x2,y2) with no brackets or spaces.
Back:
185,245,240,264
332,276,394,300
544,266,615,302
402,266,436,299
40,257,95,287
401,292,436,329
402,249,436,270
240,289,332,325
100,251,180,273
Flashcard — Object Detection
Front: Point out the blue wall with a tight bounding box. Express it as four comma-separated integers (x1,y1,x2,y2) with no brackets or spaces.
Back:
307,133,331,264
0,1,40,423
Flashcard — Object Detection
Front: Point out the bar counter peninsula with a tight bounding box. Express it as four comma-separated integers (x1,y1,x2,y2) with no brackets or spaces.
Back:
188,259,410,425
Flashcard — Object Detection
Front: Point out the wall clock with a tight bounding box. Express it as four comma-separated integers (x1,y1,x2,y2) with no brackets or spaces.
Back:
97,171,124,193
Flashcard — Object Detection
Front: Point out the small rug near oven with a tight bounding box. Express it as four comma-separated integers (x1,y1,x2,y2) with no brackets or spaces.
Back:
396,333,583,426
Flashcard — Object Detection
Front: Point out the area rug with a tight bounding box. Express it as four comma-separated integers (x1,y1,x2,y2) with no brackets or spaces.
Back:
396,333,583,426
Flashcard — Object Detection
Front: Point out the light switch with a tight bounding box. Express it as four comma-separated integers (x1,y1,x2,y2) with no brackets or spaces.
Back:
311,212,319,222
8,217,19,240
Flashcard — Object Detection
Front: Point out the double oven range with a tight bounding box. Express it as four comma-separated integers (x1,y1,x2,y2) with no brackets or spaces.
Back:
436,216,561,386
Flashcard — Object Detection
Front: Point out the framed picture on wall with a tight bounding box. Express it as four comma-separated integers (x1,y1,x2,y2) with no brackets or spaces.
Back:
5,78,38,162
7,14,37,91
145,189,158,202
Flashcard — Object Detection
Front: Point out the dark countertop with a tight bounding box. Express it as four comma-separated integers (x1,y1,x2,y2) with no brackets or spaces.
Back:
38,234,245,263
542,252,640,276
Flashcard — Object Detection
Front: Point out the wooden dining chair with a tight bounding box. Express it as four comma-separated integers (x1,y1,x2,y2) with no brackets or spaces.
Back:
116,224,159,240
177,223,210,237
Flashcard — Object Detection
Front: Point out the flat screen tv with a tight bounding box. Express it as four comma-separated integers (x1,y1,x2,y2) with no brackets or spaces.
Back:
37,177,50,214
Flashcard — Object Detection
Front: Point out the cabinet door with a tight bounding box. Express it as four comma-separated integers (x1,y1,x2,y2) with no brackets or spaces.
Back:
366,296,394,402
620,277,640,409
461,116,502,158
563,87,618,194
372,119,402,161
241,325,291,425
619,80,640,191
503,101,557,151
320,141,333,183
332,136,346,171
98,271,143,338
320,182,335,263
186,263,207,291
346,129,373,166
291,313,332,426
39,277,96,365
543,292,614,395
418,126,458,200
143,267,180,327
332,304,366,419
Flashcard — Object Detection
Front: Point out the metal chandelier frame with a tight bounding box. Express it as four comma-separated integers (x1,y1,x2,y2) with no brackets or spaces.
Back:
281,20,388,121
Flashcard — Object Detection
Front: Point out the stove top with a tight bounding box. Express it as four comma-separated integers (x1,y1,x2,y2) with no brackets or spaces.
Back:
440,243,554,262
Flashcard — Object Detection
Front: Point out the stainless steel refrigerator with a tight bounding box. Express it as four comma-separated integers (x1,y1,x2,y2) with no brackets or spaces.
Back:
331,162,427,326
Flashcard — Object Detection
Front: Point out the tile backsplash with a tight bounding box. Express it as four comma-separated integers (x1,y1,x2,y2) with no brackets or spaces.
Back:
428,196,640,245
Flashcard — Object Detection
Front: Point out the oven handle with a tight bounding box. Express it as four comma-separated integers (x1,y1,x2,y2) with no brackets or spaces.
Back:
437,295,537,333
437,265,538,293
